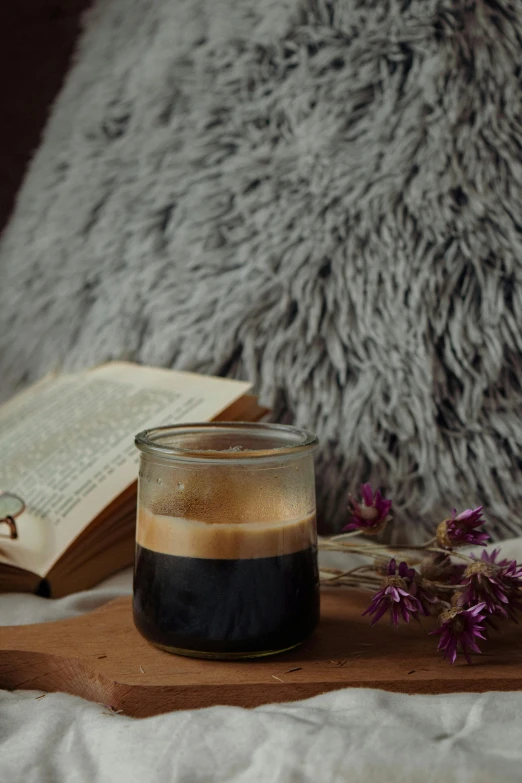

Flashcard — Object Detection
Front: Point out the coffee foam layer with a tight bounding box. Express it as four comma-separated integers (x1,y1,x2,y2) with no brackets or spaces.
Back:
136,507,316,560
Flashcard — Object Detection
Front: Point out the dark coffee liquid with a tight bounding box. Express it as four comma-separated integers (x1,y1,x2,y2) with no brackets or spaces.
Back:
133,544,319,655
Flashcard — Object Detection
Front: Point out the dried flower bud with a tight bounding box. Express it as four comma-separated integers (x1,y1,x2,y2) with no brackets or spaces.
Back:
363,559,436,626
436,520,452,548
436,507,488,549
363,559,420,626
459,550,522,621
342,484,392,534
431,603,487,664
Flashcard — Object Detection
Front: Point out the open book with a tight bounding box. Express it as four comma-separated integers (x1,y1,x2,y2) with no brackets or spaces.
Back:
0,363,266,597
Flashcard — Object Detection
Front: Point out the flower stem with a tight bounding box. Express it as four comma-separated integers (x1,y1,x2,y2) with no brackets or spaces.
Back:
319,575,380,589
328,530,364,542
319,565,381,587
426,547,474,563
320,565,380,579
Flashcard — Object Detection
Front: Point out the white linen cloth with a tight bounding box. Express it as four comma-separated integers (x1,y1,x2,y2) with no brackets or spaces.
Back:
2,543,522,783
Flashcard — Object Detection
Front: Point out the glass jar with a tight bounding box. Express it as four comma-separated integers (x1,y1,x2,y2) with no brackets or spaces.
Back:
133,422,319,659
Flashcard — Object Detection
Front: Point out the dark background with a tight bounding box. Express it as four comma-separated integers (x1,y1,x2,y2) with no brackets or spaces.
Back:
0,0,90,233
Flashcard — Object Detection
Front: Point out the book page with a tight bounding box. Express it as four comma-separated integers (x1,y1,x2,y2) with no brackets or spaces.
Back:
0,363,251,577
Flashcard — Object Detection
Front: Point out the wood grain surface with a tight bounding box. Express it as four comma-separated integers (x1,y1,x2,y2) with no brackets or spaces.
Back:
1,590,521,717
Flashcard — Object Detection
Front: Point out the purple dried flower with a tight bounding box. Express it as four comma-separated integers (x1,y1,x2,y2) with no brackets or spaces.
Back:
459,550,522,621
343,483,392,534
363,559,429,627
480,548,510,567
436,506,489,548
431,603,487,664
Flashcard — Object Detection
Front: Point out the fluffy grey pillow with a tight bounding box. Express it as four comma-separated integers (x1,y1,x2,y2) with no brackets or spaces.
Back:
1,0,521,538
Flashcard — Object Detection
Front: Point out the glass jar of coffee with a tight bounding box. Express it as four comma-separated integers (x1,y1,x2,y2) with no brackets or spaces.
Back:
133,422,319,659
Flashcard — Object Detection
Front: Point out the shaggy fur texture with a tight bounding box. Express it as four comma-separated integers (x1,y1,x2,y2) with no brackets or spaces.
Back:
1,0,521,538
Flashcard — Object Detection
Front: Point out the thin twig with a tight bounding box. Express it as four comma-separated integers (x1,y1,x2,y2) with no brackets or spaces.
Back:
426,547,474,563
420,579,460,592
320,564,380,579
320,570,380,585
320,577,374,590
328,530,364,541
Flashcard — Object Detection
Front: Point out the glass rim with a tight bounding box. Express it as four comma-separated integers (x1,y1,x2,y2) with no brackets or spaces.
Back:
135,422,318,462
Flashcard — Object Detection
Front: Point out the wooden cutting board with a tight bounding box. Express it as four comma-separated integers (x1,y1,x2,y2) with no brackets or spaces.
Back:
1,589,521,717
